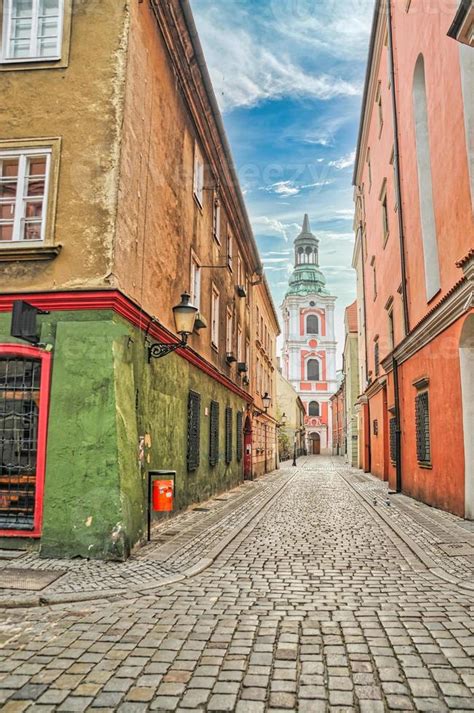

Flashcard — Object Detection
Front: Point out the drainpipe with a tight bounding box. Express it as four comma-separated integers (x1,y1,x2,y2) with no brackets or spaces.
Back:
393,356,402,492
386,0,410,336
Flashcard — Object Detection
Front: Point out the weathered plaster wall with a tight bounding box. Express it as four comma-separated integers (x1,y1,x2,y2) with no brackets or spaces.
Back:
1,0,131,291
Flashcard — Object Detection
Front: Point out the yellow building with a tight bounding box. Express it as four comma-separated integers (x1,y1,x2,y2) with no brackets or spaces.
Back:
276,370,306,462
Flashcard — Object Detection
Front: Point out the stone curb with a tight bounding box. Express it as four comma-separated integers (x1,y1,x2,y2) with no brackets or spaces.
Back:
338,469,474,593
1,470,297,610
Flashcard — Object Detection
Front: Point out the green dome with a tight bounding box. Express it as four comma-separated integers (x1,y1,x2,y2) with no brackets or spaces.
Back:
286,265,328,297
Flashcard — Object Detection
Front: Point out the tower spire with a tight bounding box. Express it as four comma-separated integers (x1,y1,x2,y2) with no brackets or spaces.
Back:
302,213,311,234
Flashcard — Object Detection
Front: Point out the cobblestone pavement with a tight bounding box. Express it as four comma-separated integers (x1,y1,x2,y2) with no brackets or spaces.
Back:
1,457,473,712
336,465,474,584
0,469,291,600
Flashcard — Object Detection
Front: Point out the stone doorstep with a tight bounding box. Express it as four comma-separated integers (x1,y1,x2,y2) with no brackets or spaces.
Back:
337,468,474,593
0,469,298,610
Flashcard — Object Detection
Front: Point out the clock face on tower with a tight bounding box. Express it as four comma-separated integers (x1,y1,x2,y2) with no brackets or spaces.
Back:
280,213,338,456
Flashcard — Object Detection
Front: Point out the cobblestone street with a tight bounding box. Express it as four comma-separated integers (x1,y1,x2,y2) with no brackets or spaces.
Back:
1,457,473,712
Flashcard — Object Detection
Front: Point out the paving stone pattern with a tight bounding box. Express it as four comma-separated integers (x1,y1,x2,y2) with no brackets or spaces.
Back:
0,456,473,711
0,469,290,599
338,466,474,581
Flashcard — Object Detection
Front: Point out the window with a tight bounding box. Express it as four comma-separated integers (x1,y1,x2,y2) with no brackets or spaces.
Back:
213,193,221,243
226,307,233,354
256,307,260,338
237,325,242,362
190,254,201,312
373,419,379,436
227,230,233,271
306,315,319,335
388,310,394,351
374,341,380,377
381,182,389,243
187,391,201,472
367,148,372,191
307,359,320,382
211,285,219,349
256,358,260,393
376,81,383,135
0,149,50,243
390,417,397,463
225,407,233,464
209,400,219,467
415,390,431,464
1,0,64,63
413,54,440,301
371,256,377,299
245,338,250,365
193,142,204,206
237,253,242,286
236,411,243,462
308,401,320,417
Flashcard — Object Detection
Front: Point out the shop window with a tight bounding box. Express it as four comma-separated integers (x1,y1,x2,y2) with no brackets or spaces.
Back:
1,0,64,63
225,407,233,464
0,346,51,537
187,391,200,472
209,400,219,467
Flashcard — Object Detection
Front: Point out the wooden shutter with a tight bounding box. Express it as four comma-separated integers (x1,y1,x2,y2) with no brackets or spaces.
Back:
209,400,219,467
187,391,201,472
236,411,243,462
225,407,233,464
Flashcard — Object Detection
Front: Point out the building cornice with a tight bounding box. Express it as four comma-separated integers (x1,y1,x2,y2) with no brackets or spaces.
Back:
0,289,253,404
381,267,473,370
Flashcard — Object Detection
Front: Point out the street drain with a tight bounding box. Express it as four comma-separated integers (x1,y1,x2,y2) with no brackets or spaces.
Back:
0,567,66,591
438,542,474,557
193,507,210,512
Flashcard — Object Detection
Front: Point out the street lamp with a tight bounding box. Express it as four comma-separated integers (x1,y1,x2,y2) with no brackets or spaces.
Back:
281,413,287,426
262,392,271,412
292,430,298,467
148,293,199,361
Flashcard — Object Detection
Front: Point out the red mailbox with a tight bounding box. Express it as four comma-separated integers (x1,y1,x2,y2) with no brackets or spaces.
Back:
152,479,174,512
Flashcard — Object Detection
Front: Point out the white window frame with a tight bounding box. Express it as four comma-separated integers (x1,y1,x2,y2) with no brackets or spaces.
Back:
1,0,64,63
0,147,51,245
213,193,221,243
237,324,242,362
227,229,233,271
211,284,219,349
226,307,233,355
190,252,201,312
193,142,204,207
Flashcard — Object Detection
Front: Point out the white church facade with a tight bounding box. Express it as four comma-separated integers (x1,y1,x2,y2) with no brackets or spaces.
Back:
281,215,338,455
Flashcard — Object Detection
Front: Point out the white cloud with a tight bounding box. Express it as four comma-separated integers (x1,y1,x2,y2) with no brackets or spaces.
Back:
329,151,356,170
253,216,301,242
192,5,362,111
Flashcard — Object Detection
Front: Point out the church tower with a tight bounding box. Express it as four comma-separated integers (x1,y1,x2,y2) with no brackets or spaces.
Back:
281,214,337,454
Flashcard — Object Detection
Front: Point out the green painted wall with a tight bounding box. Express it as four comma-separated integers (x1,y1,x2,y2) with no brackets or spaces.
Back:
0,309,245,560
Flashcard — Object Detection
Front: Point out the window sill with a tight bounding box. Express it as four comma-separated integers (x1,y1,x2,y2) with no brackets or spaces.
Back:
0,244,62,262
0,56,66,72
193,193,203,212
418,462,433,470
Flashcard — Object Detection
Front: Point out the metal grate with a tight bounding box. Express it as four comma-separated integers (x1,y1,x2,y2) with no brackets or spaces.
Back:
209,400,219,467
187,391,201,472
225,407,233,464
389,417,397,463
0,357,41,531
415,391,430,464
236,411,243,462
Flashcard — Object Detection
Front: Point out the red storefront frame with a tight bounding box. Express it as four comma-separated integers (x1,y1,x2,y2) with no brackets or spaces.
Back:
0,344,52,538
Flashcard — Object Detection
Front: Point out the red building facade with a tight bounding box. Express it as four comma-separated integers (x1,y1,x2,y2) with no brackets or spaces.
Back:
353,0,474,517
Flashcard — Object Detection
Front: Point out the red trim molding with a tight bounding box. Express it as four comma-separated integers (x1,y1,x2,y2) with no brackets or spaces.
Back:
0,290,253,404
0,344,52,538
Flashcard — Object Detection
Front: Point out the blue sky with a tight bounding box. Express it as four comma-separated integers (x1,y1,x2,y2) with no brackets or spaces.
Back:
191,0,374,362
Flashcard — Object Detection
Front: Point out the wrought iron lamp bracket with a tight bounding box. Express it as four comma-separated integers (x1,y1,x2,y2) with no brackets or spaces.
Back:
148,339,186,362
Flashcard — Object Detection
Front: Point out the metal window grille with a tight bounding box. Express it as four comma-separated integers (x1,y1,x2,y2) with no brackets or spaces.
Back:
0,356,41,530
236,411,243,462
209,400,219,467
389,417,397,463
415,391,430,464
187,391,201,472
374,342,380,377
225,407,233,464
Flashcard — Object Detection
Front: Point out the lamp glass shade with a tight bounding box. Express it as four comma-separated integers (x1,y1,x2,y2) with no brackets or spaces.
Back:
281,413,287,424
262,392,271,410
173,292,198,336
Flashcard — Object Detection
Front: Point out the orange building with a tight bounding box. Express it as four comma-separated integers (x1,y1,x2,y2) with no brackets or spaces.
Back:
353,0,474,518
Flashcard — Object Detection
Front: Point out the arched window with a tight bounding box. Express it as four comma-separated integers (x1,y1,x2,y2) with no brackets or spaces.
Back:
413,54,440,301
307,359,320,382
306,315,319,334
308,401,320,417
